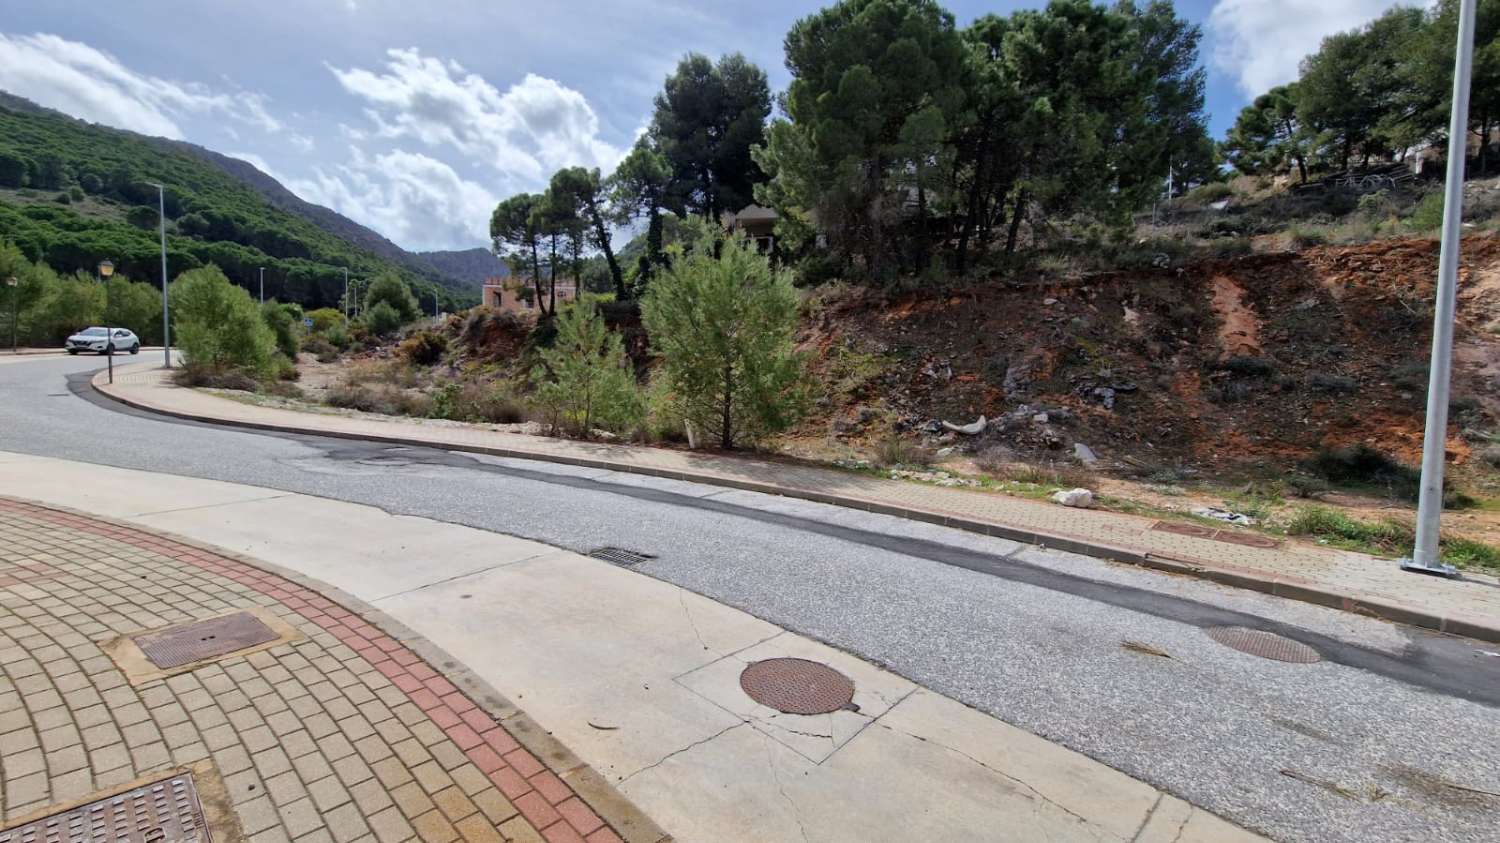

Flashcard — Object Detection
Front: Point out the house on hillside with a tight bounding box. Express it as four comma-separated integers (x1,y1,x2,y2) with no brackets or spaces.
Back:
481,277,578,313
721,204,778,254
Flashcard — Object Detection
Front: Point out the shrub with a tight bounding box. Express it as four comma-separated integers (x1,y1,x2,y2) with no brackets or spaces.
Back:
171,362,258,392
326,383,388,413
1305,444,1420,499
1221,356,1277,377
1480,445,1500,469
260,300,300,359
301,334,338,363
1408,192,1445,231
641,233,808,449
269,353,299,382
530,302,643,437
326,324,351,350
364,272,419,323
305,307,343,333
1306,372,1357,393
1286,226,1326,248
169,265,275,375
398,330,447,366
366,301,402,337
457,382,527,424
1007,461,1097,490
1185,182,1234,204
874,435,933,468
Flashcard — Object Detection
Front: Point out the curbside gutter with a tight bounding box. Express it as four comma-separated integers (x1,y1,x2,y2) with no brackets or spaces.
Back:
91,368,1500,646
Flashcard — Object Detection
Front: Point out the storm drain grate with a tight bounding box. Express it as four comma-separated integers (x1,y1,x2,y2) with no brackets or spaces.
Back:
589,547,656,567
135,612,278,670
740,658,856,715
1205,627,1321,663
0,771,211,843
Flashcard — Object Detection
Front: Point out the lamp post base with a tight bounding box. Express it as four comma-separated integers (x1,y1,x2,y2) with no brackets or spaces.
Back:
1398,557,1460,578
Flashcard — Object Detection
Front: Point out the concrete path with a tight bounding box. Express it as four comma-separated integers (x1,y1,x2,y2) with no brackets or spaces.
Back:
0,451,1262,843
93,363,1500,643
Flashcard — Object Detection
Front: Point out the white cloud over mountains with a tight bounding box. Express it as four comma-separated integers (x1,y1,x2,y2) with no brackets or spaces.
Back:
0,33,283,139
328,48,626,184
1207,0,1432,97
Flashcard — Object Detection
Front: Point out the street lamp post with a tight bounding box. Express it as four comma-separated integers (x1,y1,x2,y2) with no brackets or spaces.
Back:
259,266,265,305
98,260,115,384
1403,0,1477,578
343,268,349,322
147,182,170,368
6,276,17,354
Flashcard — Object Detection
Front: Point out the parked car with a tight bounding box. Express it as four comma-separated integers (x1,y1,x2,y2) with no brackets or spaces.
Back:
65,327,140,355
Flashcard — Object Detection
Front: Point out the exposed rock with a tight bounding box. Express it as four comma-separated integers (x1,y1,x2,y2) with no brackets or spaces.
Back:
935,447,956,458
1051,488,1094,508
1073,443,1099,464
941,415,988,435
1032,413,1049,424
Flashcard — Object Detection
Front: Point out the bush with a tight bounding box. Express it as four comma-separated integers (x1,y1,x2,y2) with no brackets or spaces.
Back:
305,307,343,333
364,272,419,323
366,301,402,337
1306,372,1357,393
1305,444,1420,499
326,324,351,350
530,302,643,437
1408,192,1445,231
260,300,300,359
1286,226,1327,248
301,334,338,363
874,435,933,468
1185,182,1234,203
171,362,258,392
1220,356,1277,377
169,265,275,375
641,233,808,449
398,330,447,366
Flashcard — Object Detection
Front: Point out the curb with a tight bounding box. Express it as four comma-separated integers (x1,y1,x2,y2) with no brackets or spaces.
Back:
92,369,1500,646
3,493,673,843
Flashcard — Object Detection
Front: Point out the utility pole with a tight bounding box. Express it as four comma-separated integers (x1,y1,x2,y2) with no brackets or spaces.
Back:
343,268,349,322
259,266,265,305
6,276,17,354
1403,0,1476,578
151,183,171,368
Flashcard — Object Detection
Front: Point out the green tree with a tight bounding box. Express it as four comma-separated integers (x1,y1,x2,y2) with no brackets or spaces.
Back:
651,53,771,222
490,193,549,316
366,301,402,337
1402,0,1500,174
1224,84,1312,182
107,278,165,345
550,167,626,298
363,272,418,324
758,0,967,276
610,138,674,290
641,232,807,449
260,300,300,358
530,302,642,437
169,265,275,373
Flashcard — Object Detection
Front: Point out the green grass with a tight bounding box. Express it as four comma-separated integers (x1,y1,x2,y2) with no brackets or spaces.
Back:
1287,505,1500,571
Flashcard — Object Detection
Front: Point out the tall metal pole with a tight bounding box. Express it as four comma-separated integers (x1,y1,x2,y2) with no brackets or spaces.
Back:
343,268,349,322
153,183,170,368
1404,0,1477,578
6,276,17,353
259,266,265,305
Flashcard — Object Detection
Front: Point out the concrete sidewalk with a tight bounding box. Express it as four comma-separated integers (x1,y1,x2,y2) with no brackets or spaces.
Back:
0,450,1262,842
92,362,1500,643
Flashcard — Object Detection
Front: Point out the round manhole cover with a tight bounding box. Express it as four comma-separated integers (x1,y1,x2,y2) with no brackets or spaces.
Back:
740,658,856,715
1205,627,1321,663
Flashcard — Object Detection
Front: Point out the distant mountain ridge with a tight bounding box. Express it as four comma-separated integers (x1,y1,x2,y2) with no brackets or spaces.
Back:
0,90,483,296
417,248,509,285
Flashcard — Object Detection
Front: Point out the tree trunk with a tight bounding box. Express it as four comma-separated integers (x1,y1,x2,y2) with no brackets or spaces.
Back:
588,201,625,299
529,237,544,316
547,234,558,315
915,182,929,272
1004,190,1028,257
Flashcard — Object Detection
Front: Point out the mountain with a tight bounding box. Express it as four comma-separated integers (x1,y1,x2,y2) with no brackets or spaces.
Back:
0,91,478,308
417,248,509,285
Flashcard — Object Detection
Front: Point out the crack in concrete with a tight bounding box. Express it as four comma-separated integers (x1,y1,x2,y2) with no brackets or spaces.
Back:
1168,806,1192,843
678,589,713,654
616,720,748,785
876,721,1100,833
764,730,810,843
368,550,553,602
130,493,293,517
1130,793,1164,842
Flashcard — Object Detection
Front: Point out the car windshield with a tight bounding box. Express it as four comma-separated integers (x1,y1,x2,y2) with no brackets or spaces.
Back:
79,327,107,337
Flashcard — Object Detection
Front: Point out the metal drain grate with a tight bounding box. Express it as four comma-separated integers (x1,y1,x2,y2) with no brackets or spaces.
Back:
589,547,655,567
135,612,278,670
740,658,856,715
0,772,211,843
1205,627,1321,663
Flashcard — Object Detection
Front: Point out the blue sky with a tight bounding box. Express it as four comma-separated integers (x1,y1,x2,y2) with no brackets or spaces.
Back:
0,0,1419,251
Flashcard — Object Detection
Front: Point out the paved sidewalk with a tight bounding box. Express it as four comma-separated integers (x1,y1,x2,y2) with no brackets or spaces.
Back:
0,496,653,843
96,363,1500,641
0,453,1268,843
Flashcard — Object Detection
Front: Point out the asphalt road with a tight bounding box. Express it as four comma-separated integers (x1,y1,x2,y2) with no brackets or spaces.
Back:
3,355,1499,842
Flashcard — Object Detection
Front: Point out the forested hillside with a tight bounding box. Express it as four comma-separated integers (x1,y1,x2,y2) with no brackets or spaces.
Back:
0,93,476,310
417,248,510,285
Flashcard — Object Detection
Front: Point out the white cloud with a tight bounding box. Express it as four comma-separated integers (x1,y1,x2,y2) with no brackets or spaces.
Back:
0,32,283,139
1207,0,1432,96
290,148,498,251
328,48,625,186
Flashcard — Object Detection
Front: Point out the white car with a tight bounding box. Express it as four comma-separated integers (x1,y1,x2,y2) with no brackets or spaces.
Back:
66,327,140,355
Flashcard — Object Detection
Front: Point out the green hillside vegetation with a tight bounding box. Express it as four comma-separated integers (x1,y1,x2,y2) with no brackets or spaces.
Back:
0,98,474,313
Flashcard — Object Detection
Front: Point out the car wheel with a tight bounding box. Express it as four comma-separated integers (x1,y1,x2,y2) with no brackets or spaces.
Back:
67,349,78,355
129,343,140,355
103,343,114,355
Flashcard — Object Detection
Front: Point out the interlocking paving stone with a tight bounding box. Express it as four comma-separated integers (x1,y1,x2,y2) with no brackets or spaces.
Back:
0,498,641,843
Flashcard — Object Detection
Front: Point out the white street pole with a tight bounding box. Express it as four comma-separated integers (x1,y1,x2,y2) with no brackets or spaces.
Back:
1404,0,1476,578
259,266,265,305
343,268,349,322
150,183,170,368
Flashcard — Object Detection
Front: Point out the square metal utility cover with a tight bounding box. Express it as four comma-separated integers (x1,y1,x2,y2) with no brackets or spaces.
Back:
0,771,211,843
135,611,278,670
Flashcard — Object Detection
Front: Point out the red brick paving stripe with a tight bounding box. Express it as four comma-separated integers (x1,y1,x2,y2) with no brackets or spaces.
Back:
0,498,621,841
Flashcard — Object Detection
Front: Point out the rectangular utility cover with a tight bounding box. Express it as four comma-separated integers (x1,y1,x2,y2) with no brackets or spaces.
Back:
0,772,211,843
135,611,278,670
